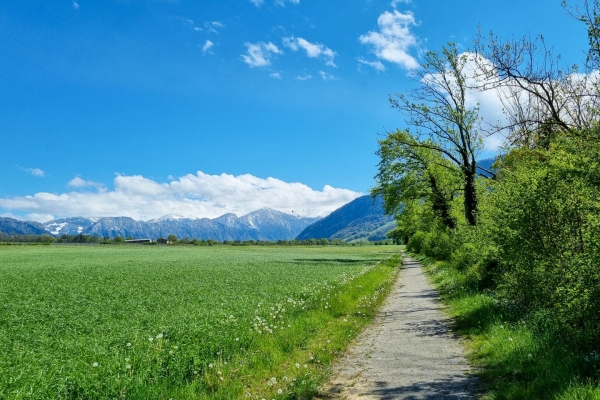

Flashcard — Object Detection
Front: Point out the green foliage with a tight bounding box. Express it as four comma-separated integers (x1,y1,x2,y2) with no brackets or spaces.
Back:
490,138,600,345
0,245,400,399
420,229,452,260
406,230,427,253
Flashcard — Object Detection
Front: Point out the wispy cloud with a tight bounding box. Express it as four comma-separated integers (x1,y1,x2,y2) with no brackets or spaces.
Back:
202,40,214,53
391,0,411,8
68,176,104,189
295,73,312,80
72,1,80,10
203,21,224,34
270,72,282,79
358,58,385,72
283,36,336,67
178,18,224,34
319,71,337,80
26,168,45,177
0,171,361,221
359,10,419,70
275,0,300,6
252,0,300,6
242,42,282,67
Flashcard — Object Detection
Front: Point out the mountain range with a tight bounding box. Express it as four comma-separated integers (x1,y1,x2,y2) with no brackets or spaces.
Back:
0,196,398,243
0,208,320,241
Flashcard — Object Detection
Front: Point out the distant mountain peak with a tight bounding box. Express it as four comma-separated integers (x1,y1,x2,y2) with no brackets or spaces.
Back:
148,214,194,223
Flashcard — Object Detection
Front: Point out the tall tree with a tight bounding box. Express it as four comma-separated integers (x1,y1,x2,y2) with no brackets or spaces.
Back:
386,43,491,226
373,129,459,231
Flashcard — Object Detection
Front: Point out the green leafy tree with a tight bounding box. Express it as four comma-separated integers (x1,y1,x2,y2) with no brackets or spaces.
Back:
167,234,178,244
387,43,492,226
373,129,461,231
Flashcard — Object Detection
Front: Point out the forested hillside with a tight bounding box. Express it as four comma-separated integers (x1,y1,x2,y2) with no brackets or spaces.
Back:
296,195,395,242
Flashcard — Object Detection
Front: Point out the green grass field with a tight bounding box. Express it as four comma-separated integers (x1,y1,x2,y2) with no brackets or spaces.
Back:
0,245,401,399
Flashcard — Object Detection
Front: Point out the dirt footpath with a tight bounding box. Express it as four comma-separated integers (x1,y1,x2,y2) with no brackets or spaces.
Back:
321,254,478,399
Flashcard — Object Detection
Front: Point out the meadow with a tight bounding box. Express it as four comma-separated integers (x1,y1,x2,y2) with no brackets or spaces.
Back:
0,245,401,399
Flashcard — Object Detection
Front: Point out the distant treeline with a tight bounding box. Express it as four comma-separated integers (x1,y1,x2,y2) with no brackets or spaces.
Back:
0,232,395,246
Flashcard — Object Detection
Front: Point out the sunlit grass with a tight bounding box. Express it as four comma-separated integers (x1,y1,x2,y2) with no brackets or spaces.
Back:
419,255,600,400
0,245,400,399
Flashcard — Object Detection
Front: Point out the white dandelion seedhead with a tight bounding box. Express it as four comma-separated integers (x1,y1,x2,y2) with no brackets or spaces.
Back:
209,363,214,368
156,333,164,339
92,362,99,367
270,377,277,384
126,342,132,347
277,388,283,395
149,337,154,342
126,364,132,369
295,363,300,368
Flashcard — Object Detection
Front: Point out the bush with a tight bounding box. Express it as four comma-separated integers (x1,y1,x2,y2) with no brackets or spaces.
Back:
491,141,600,346
407,231,427,253
421,230,452,260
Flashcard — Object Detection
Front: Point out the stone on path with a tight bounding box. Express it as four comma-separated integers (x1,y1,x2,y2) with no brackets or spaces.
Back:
321,254,478,399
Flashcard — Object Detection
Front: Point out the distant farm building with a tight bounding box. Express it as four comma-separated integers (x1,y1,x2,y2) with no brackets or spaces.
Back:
124,239,153,244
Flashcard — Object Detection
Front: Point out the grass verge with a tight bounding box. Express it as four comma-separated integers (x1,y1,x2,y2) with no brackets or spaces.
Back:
193,254,402,399
416,254,600,400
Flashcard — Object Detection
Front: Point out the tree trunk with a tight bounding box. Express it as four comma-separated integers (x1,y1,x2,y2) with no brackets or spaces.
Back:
463,168,478,226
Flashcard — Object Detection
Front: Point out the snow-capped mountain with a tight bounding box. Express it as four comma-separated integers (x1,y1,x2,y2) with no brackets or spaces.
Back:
40,208,320,241
42,217,99,236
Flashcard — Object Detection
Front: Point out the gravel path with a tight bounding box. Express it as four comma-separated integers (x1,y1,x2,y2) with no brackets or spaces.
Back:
321,254,478,399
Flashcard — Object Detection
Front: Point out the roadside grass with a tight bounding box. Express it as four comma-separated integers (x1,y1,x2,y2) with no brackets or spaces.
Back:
416,255,600,400
0,246,400,399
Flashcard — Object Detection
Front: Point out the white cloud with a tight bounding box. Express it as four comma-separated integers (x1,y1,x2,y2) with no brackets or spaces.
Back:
358,58,386,72
204,21,224,34
283,37,336,67
319,71,337,80
275,0,300,6
242,42,282,67
202,40,214,53
270,72,282,79
179,18,223,34
359,10,419,70
0,171,361,222
295,73,312,80
72,1,80,10
391,0,410,8
250,0,264,6
68,176,104,189
26,168,45,177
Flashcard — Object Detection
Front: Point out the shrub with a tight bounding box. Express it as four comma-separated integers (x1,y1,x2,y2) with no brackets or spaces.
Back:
407,231,427,253
421,230,452,260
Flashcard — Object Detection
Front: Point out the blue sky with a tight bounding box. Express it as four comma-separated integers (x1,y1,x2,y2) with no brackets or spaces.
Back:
0,0,588,221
